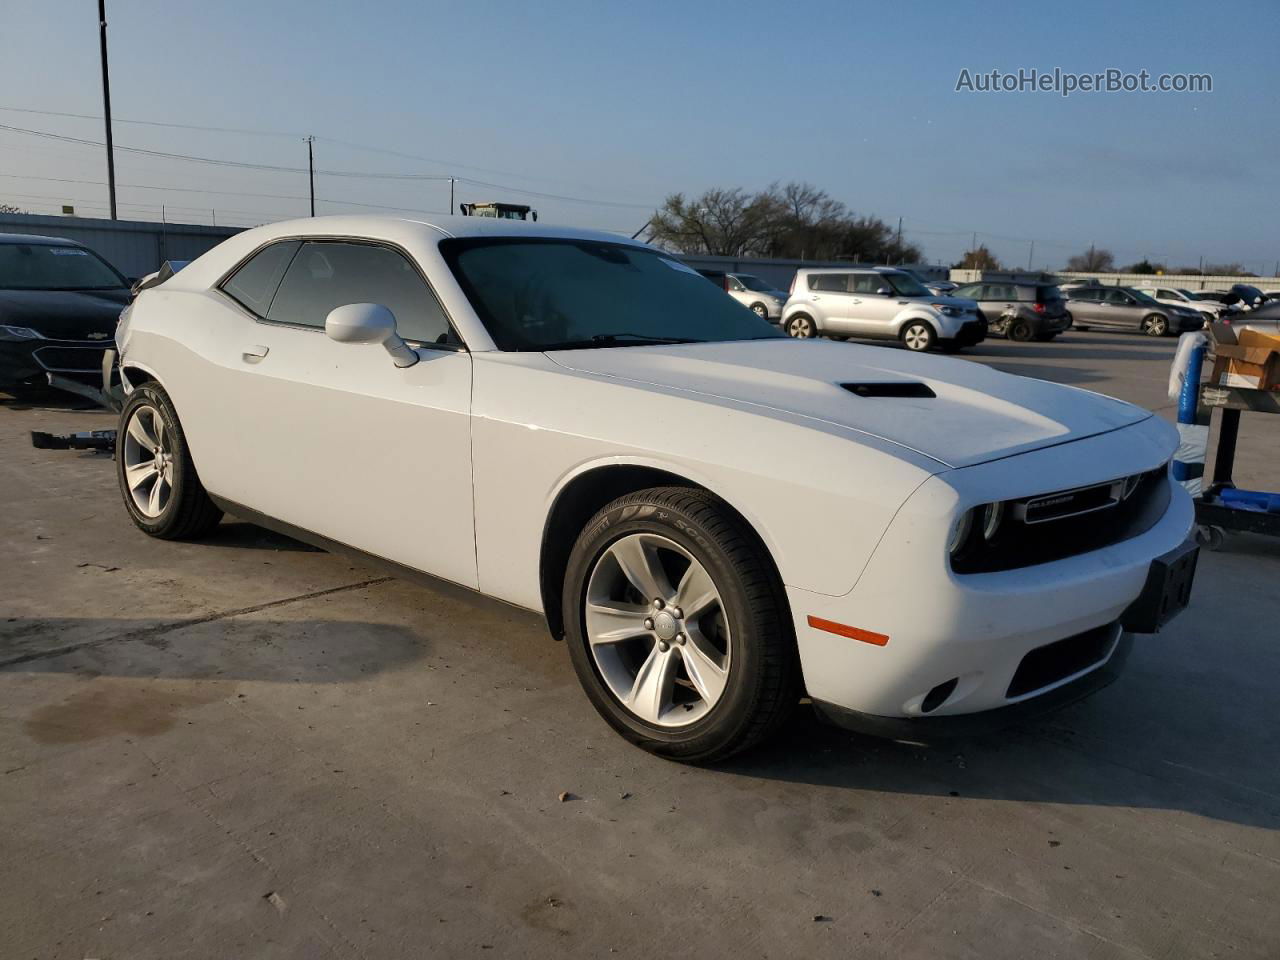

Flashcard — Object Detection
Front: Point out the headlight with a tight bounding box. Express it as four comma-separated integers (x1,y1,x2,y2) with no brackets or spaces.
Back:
947,509,975,555
982,501,1005,540
0,325,46,341
931,304,959,317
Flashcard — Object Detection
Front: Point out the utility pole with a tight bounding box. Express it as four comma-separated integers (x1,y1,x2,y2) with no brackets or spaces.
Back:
304,137,316,216
896,216,903,249
449,177,455,214
97,0,117,219
1028,240,1034,270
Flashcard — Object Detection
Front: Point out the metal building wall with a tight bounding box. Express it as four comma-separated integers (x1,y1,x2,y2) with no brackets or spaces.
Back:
0,213,243,280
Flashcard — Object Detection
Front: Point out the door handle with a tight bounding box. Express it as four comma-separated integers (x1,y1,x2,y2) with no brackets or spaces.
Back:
811,295,821,301
242,345,269,363
849,298,862,304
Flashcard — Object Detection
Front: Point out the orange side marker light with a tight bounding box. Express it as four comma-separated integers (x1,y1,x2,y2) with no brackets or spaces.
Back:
807,616,889,647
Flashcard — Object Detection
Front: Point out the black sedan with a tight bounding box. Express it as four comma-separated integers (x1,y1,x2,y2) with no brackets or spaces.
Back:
0,233,130,393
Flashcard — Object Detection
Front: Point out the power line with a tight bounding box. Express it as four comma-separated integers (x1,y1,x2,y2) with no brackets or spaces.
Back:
0,120,656,207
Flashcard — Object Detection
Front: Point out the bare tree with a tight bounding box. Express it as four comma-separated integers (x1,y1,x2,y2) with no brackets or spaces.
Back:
1065,247,1115,272
648,182,922,264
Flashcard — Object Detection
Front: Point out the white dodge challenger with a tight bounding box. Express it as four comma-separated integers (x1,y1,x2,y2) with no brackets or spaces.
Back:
114,215,1198,761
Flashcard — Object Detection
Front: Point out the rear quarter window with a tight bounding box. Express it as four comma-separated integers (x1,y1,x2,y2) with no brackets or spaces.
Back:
220,241,301,316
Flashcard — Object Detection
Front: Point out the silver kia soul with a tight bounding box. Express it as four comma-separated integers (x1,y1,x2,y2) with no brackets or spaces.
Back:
781,267,987,352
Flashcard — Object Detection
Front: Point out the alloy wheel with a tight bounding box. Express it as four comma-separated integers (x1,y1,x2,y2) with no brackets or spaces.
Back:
584,533,731,727
121,404,174,518
903,323,931,350
788,316,814,338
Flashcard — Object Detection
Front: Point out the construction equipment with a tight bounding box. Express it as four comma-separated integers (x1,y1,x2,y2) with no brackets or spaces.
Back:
458,201,537,221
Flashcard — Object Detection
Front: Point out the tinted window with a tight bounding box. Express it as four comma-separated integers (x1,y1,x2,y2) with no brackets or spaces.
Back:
1104,289,1134,304
267,241,453,344
0,243,127,291
441,238,779,351
221,241,300,316
986,283,1016,300
808,273,849,292
851,273,886,295
1156,289,1178,300
1036,285,1062,302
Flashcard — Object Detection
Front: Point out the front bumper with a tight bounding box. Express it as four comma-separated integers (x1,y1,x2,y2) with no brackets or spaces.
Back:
787,420,1194,726
0,338,112,389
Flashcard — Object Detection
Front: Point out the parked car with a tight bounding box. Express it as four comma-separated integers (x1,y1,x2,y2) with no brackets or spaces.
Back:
724,273,788,321
1133,285,1225,324
1064,285,1204,336
0,233,130,393
781,267,986,351
952,280,1071,341
115,215,1196,761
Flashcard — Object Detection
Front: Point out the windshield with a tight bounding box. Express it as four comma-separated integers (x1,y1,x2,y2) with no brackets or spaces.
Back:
441,238,783,351
1130,289,1160,305
0,243,126,291
884,272,932,297
735,274,774,292
1178,289,1203,300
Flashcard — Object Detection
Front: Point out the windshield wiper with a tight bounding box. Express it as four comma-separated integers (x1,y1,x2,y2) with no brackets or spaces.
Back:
540,333,700,350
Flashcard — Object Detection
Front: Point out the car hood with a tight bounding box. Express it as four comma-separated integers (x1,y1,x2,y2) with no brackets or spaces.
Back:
546,338,1149,469
0,288,129,339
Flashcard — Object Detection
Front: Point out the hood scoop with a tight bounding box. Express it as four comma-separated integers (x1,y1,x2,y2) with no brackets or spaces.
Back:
841,382,936,399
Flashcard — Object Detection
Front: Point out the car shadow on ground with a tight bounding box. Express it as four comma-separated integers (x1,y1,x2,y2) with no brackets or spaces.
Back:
198,520,325,552
717,694,1280,833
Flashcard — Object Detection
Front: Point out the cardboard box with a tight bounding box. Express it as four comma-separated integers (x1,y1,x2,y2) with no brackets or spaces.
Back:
1209,325,1280,391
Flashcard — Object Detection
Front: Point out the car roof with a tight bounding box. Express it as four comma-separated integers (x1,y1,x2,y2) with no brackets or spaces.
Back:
799,266,902,274
237,214,644,246
0,232,83,246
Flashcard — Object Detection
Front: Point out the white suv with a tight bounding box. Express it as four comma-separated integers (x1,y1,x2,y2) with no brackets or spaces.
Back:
781,267,987,352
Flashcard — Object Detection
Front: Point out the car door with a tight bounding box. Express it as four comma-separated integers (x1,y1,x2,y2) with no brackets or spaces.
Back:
846,273,899,337
803,273,853,330
1067,288,1107,325
1101,288,1143,329
209,238,478,589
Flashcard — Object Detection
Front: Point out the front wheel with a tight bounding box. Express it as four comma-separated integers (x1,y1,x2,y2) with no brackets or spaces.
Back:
117,383,223,539
1141,314,1169,337
562,487,798,762
786,314,817,339
900,320,936,352
750,302,769,319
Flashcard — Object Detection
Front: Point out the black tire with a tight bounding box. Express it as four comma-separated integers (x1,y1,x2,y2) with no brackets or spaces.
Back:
1141,314,1169,337
899,320,936,352
750,302,768,319
562,487,799,762
116,382,222,539
786,314,817,339
1007,318,1034,341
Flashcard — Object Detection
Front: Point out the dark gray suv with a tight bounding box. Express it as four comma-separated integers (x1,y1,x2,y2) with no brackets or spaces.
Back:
1064,285,1204,337
952,281,1071,341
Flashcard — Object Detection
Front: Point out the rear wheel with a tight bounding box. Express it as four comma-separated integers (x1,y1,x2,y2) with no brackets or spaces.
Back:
1141,314,1169,337
786,314,817,339
562,487,798,762
900,320,936,352
1007,318,1034,341
117,383,222,539
750,302,768,319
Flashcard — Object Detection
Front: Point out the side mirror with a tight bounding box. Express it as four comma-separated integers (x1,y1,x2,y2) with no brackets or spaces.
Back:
324,303,419,368
876,286,891,296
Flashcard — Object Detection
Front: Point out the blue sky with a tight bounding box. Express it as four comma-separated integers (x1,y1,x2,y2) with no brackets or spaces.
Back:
2,0,1277,271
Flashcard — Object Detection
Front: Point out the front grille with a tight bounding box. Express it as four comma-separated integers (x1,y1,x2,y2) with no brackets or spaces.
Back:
1007,623,1117,698
952,465,1170,574
32,344,110,373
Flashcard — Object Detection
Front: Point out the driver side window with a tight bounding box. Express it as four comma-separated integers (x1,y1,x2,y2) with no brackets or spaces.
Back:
266,240,456,345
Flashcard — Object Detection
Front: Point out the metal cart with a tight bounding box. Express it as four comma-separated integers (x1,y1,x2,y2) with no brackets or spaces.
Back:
1194,382,1280,548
